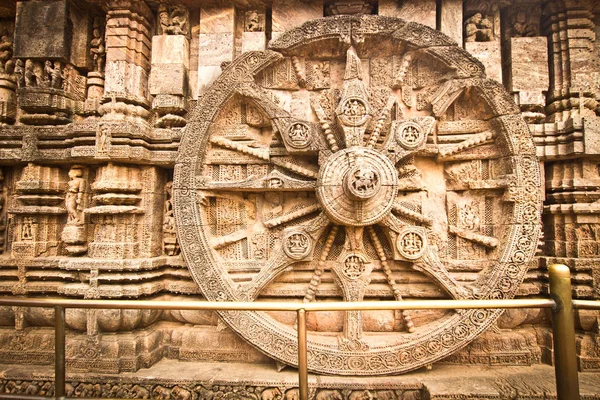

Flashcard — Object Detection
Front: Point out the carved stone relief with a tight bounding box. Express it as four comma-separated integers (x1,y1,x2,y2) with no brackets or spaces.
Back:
174,16,541,375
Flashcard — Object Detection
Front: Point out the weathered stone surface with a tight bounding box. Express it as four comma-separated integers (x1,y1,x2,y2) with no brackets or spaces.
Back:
0,0,600,393
465,41,502,83
14,0,69,60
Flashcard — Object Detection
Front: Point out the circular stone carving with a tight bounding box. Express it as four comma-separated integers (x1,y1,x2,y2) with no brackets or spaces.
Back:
283,231,311,260
287,122,312,148
338,98,370,126
174,15,542,375
345,165,381,200
396,121,425,150
342,254,367,280
317,147,397,226
397,228,427,260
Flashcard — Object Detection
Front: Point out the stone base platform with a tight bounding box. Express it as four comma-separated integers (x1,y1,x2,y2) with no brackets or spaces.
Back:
1,360,600,399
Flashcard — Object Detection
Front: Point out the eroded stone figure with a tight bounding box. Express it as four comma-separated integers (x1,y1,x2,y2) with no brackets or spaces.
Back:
65,166,85,225
464,13,493,42
90,24,105,73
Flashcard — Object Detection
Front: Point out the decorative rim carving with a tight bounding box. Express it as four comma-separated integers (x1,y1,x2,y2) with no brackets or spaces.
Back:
174,16,541,375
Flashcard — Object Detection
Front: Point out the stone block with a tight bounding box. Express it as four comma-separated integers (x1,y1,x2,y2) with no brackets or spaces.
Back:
440,0,462,44
200,6,234,34
14,0,69,60
465,41,502,83
508,37,549,94
151,35,190,67
379,0,436,29
272,0,323,36
68,0,92,69
150,64,188,97
242,31,266,53
198,33,233,66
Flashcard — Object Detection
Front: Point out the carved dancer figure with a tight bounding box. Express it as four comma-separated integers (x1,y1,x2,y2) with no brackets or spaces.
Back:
50,61,62,89
90,25,105,73
14,59,24,87
65,166,85,225
97,125,109,152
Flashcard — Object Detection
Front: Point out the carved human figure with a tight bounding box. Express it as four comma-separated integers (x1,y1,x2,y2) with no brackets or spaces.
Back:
512,12,536,37
14,59,24,87
464,13,493,42
164,182,175,232
97,125,109,152
0,34,12,74
158,4,171,35
24,59,36,87
246,11,262,32
65,167,85,225
90,26,105,73
170,5,189,35
158,4,189,36
21,217,34,240
50,61,62,89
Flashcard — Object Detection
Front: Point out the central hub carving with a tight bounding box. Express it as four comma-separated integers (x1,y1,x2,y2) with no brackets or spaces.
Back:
345,165,380,200
317,147,397,226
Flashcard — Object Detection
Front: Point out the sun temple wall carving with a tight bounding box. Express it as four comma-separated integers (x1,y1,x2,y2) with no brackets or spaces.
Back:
0,0,599,391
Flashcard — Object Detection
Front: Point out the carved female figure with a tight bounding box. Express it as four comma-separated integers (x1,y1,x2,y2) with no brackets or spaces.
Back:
90,27,105,73
65,166,85,225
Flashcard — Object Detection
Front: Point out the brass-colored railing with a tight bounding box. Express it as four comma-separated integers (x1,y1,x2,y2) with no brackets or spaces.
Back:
0,264,597,400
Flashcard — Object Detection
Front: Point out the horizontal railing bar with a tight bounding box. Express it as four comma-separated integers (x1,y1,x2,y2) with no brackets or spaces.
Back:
573,300,600,310
0,394,50,400
0,297,556,311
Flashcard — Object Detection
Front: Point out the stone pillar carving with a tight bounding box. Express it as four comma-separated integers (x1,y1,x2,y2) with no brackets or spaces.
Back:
163,181,179,256
84,16,106,116
440,0,463,44
378,0,436,29
464,1,502,83
61,165,89,256
85,163,163,259
502,5,548,123
99,0,152,122
0,20,16,125
10,163,67,259
197,6,235,95
149,4,190,128
543,1,597,122
85,163,143,259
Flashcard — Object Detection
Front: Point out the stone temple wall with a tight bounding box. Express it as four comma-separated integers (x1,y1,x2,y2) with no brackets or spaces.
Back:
0,0,599,397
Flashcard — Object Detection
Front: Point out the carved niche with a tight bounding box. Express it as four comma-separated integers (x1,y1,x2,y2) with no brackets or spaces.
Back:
174,16,542,375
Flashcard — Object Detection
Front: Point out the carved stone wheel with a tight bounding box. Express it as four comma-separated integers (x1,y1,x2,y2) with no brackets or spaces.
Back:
174,16,542,375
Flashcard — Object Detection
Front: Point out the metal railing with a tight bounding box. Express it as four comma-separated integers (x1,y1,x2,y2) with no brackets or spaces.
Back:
0,264,597,400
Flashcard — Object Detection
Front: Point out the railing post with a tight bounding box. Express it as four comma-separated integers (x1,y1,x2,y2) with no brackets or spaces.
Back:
548,264,580,400
297,308,308,400
54,306,66,399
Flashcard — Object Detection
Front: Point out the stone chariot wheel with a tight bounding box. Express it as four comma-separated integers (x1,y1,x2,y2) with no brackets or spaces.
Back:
174,16,542,375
